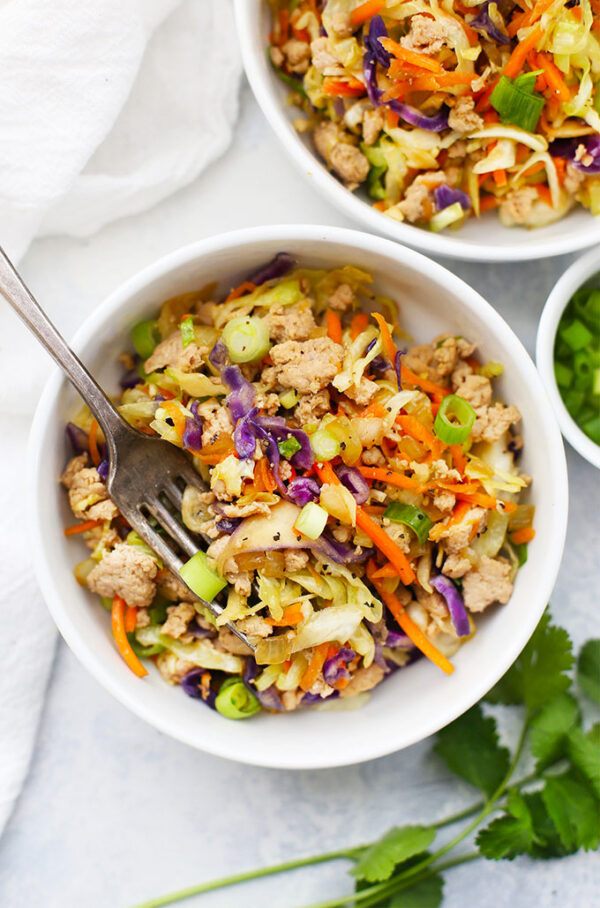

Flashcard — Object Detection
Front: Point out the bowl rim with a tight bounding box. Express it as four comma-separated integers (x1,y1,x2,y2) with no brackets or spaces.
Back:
536,246,600,470
234,0,600,264
28,224,568,768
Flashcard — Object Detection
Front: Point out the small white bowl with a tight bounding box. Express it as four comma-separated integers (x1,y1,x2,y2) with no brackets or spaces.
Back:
234,0,600,263
537,247,600,469
29,225,568,768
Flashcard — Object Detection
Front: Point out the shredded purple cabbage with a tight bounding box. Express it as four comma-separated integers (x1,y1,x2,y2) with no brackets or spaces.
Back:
215,516,242,534
233,406,259,459
301,690,339,706
66,422,89,455
315,536,373,564
187,618,215,639
371,354,390,374
97,458,109,481
182,418,203,453
257,416,314,471
470,2,511,45
385,630,414,649
434,184,472,212
119,367,142,390
209,339,228,371
243,657,284,711
388,101,449,132
431,574,470,637
287,476,321,506
181,668,217,708
366,16,391,67
323,646,356,685
247,252,296,286
335,464,370,504
550,136,600,174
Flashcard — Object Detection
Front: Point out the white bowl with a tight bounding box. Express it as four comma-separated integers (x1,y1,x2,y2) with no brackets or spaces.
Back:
29,225,567,768
235,0,600,263
536,247,600,469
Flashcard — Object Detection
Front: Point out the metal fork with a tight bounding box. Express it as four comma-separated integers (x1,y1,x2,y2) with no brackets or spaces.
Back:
0,247,252,648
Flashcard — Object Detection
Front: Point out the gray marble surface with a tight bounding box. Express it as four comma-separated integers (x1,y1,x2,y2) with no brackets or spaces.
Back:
0,83,598,908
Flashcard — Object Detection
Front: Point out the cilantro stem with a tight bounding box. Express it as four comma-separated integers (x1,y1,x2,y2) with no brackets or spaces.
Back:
129,848,363,908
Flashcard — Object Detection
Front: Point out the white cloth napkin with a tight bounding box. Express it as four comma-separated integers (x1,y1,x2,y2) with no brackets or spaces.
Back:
0,0,241,836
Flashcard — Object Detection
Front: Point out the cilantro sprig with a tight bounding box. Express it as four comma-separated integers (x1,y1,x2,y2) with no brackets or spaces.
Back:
130,613,600,908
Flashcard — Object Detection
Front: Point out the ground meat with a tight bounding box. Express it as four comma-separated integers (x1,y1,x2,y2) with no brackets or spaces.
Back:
499,187,539,226
83,524,120,551
416,587,448,620
161,602,197,639
451,359,475,390
143,330,206,374
217,627,253,655
430,460,461,483
282,689,305,711
310,36,339,73
255,391,281,416
136,607,151,628
156,651,196,685
564,162,585,195
237,616,274,637
339,663,385,698
281,38,311,74
60,454,118,521
269,337,343,394
403,341,443,382
327,282,355,312
436,507,487,554
267,303,316,343
448,139,468,160
361,446,386,466
217,499,273,519
442,552,472,578
401,13,465,54
195,399,233,447
332,524,352,542
382,521,411,553
284,549,310,572
294,389,331,425
431,336,459,377
448,96,484,134
87,543,158,608
226,570,253,598
156,568,198,602
343,376,379,406
269,45,284,67
472,403,521,443
433,489,456,512
313,121,369,188
462,555,513,612
397,173,442,223
362,108,385,146
279,460,293,481
455,374,493,409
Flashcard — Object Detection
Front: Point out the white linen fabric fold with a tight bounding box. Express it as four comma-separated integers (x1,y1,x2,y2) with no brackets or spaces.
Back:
0,0,241,836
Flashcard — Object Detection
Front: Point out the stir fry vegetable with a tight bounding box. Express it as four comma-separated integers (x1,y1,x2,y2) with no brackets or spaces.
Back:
554,281,600,444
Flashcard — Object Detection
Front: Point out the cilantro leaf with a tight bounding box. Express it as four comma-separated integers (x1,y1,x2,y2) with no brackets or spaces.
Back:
521,791,569,859
389,873,444,907
577,639,600,703
530,693,581,772
486,612,573,713
351,826,436,883
434,704,510,796
542,772,600,852
567,726,600,799
476,790,535,860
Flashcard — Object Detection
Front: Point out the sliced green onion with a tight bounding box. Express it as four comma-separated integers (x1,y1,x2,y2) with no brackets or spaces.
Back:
573,350,593,383
490,74,545,132
563,388,585,417
581,415,600,445
131,319,160,359
215,677,260,720
179,551,227,601
430,202,464,233
593,368,600,396
514,542,528,567
560,319,593,352
149,599,168,626
127,633,165,658
554,361,573,388
99,596,113,611
126,530,162,566
383,502,433,546
180,316,195,349
479,361,504,379
294,502,328,540
367,164,387,200
310,428,341,461
279,388,299,409
278,436,302,459
434,394,477,444
221,315,271,363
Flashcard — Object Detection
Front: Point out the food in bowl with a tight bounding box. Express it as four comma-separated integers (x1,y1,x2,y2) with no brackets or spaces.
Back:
61,253,533,718
266,0,600,233
553,280,600,445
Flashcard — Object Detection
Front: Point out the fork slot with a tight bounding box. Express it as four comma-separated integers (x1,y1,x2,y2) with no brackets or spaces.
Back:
132,514,184,573
143,496,198,558
174,461,209,492
161,477,184,511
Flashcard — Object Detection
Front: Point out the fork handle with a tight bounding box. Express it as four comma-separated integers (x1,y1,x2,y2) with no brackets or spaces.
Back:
0,246,129,445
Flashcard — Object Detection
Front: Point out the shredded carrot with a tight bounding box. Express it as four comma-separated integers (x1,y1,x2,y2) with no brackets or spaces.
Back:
552,156,566,185
444,499,473,529
521,160,547,178
322,77,366,97
160,400,186,440
478,195,500,214
64,519,102,537
266,603,305,627
371,312,397,362
195,449,235,466
88,419,101,467
455,490,517,513
111,597,147,678
386,109,400,129
125,605,138,634
225,281,256,302
535,52,571,102
380,38,443,73
275,9,290,46
350,0,385,25
358,466,423,491
449,444,467,475
300,642,330,691
350,311,369,340
510,526,536,545
504,23,545,79
254,456,277,493
508,0,555,36
493,169,508,187
368,566,454,675
316,462,416,584
396,415,444,457
382,71,478,100
371,561,399,579
326,309,343,344
537,184,553,207
400,363,450,399
357,401,387,419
